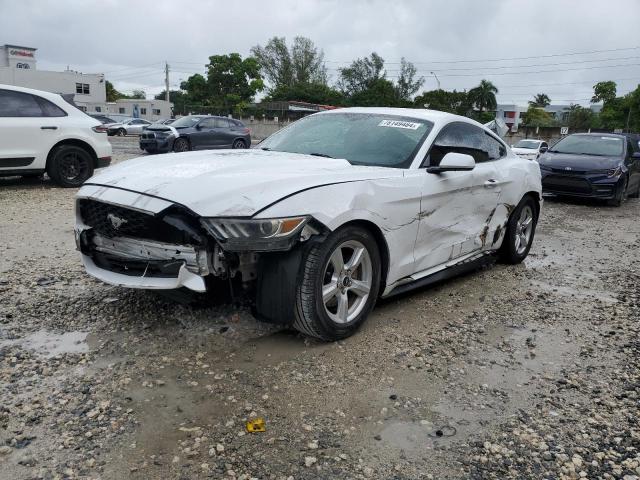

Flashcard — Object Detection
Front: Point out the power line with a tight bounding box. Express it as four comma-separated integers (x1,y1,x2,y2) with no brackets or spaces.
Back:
324,46,640,65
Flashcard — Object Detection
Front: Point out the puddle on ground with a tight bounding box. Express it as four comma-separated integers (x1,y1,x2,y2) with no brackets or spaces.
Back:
0,329,89,358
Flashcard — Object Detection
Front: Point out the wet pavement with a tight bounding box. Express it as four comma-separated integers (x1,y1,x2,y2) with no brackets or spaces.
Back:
0,137,639,479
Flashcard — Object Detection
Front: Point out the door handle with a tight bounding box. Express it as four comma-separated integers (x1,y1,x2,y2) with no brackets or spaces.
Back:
41,126,58,130
484,179,498,188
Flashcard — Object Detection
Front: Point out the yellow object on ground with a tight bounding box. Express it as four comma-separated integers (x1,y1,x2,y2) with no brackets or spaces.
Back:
246,418,266,433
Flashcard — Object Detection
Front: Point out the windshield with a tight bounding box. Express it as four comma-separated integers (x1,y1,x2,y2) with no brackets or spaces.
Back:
550,135,624,156
514,140,540,149
258,112,434,168
171,116,202,128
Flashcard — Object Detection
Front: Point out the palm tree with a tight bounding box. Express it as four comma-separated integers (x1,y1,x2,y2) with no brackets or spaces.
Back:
468,79,498,114
529,93,551,108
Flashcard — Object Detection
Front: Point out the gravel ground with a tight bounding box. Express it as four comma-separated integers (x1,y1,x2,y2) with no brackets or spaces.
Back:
1,136,639,480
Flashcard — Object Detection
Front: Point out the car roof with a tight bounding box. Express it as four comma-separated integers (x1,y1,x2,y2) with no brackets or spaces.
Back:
0,82,69,104
316,106,488,129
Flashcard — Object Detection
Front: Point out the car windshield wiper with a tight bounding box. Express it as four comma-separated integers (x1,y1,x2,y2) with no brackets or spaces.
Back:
308,152,334,158
260,147,271,151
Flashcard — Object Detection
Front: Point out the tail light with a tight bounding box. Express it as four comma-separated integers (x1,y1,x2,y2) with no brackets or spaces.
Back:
242,128,251,135
92,125,108,133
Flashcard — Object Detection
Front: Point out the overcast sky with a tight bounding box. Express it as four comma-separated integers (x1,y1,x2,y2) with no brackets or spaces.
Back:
2,0,639,105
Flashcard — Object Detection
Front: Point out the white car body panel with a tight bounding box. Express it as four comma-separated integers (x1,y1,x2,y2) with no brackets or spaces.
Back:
0,84,112,173
76,107,542,298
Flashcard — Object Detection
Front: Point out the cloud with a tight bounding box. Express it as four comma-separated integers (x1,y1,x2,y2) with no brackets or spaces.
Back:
1,0,639,104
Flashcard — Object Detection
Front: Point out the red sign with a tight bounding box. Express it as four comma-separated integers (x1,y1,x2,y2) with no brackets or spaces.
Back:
10,49,34,58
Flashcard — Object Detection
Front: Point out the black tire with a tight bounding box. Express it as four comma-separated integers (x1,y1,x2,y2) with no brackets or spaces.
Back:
173,137,190,152
630,181,640,199
117,128,126,137
293,226,381,341
47,145,94,188
499,195,538,264
607,177,628,206
232,139,247,149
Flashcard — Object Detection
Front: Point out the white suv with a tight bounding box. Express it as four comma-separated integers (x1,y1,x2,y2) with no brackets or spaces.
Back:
0,84,112,187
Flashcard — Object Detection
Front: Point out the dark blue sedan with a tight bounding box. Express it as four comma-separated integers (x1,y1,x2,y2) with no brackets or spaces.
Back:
538,133,640,206
140,115,251,154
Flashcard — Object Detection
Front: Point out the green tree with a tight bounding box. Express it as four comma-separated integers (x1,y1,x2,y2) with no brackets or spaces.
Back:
251,36,327,88
266,82,344,105
180,73,209,104
565,104,593,130
395,57,424,102
205,53,264,111
154,89,185,104
130,89,146,99
522,106,555,127
414,89,470,115
337,52,386,97
348,78,400,107
529,93,551,108
468,79,498,115
591,81,617,105
105,80,125,102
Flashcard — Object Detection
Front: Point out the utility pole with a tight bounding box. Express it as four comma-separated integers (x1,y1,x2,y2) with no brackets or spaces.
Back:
165,62,170,102
430,71,441,90
626,105,632,133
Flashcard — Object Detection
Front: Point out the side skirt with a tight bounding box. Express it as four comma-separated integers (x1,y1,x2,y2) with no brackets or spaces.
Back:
383,252,497,299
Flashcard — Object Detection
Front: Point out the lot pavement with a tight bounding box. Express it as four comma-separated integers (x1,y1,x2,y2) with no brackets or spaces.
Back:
1,136,639,479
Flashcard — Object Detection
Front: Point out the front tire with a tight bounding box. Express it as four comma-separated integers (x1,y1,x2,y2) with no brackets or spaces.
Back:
173,137,190,152
293,226,381,341
499,196,538,264
47,145,94,188
608,178,628,206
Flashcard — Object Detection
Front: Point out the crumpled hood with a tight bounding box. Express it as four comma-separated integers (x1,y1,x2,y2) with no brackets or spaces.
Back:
84,149,403,217
538,152,622,171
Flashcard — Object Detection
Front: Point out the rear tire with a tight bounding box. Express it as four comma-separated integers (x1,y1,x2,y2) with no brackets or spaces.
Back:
117,128,126,137
173,137,190,152
499,196,538,264
47,145,94,188
232,139,247,149
293,226,381,341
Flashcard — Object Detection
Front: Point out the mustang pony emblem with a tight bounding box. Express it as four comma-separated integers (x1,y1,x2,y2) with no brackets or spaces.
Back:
107,213,127,229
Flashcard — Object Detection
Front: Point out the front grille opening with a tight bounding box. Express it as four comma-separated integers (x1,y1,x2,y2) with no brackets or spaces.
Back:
79,199,204,245
92,252,182,278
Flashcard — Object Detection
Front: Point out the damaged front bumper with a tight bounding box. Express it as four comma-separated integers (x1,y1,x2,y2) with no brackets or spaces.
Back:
76,230,210,292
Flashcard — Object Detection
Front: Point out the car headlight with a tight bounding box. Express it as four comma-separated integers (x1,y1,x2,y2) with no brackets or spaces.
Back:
607,166,623,178
200,216,309,251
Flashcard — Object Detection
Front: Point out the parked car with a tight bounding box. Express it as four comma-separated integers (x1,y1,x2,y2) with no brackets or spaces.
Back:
139,115,251,153
0,84,112,187
75,107,541,340
107,118,152,136
151,118,175,125
511,139,548,161
539,133,640,206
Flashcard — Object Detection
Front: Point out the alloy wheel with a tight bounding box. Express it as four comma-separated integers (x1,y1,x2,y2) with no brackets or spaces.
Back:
321,240,372,324
514,205,534,255
59,151,89,182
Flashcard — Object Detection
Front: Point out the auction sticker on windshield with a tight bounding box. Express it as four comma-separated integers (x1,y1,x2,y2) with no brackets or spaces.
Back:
378,119,422,130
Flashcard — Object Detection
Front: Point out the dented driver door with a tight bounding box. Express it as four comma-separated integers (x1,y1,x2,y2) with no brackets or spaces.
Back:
412,122,503,275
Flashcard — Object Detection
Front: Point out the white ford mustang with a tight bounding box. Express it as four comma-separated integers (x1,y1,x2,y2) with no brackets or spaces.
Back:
75,107,542,340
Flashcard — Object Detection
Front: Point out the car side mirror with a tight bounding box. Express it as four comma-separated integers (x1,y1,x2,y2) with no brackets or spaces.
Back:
195,124,202,130
540,146,548,153
427,152,476,174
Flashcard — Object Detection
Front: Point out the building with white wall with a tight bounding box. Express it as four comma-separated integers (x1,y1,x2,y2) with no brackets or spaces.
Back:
0,44,172,120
